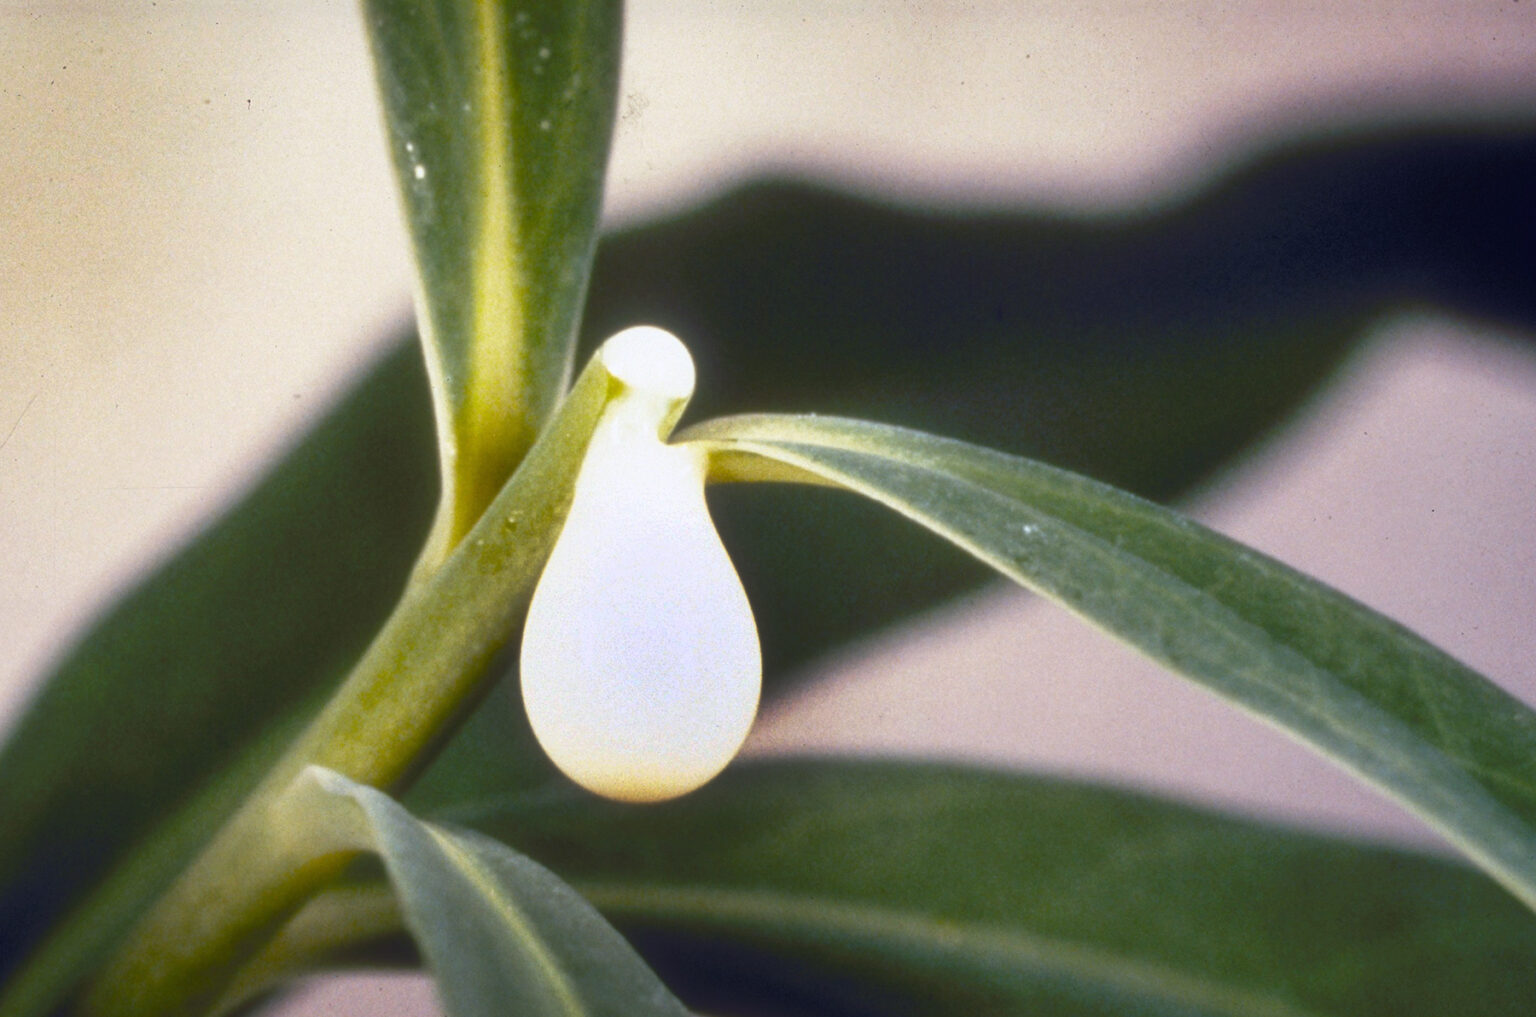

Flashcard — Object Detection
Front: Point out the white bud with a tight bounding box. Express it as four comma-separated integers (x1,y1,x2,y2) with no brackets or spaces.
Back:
519,327,761,802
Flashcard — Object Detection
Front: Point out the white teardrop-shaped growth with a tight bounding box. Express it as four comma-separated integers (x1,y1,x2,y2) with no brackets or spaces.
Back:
520,326,761,803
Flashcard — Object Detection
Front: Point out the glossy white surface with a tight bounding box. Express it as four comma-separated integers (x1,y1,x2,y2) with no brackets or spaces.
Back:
521,329,759,802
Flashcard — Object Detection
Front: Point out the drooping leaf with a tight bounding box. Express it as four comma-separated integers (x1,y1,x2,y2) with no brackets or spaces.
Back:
682,414,1536,911
363,0,622,558
414,125,1536,819
201,762,1536,1015
294,768,688,1017
466,761,1536,1016
579,122,1536,683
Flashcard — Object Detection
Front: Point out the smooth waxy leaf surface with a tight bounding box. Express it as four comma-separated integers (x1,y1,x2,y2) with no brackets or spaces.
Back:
212,763,1536,1015
300,768,688,1017
364,0,621,555
582,121,1536,685
457,761,1536,1016
684,414,1536,911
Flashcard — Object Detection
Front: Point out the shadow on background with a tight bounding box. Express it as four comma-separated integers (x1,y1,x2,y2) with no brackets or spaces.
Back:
3,115,1535,996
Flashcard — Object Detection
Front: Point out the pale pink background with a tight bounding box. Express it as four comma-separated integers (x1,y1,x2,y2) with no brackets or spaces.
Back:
3,3,1535,1014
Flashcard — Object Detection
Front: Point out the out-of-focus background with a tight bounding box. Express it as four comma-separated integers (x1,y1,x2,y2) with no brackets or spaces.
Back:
3,2,1535,1014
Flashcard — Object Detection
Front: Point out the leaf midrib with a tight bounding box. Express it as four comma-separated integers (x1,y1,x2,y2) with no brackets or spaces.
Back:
691,425,1536,910
424,811,585,1016
453,0,526,538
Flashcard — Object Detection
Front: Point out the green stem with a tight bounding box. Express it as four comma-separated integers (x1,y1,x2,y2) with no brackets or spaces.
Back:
73,361,616,1017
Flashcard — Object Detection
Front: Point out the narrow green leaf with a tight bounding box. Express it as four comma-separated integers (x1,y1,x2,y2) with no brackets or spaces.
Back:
463,761,1536,1017
300,768,688,1017
683,414,1536,911
364,0,622,560
202,762,1536,1016
577,173,1368,686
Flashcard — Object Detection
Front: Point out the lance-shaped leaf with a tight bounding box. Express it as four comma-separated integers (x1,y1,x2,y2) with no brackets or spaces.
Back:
498,761,1536,1017
268,762,1536,1017
682,414,1536,912
290,768,688,1017
364,0,622,559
